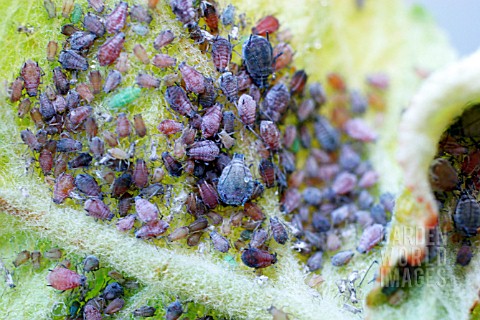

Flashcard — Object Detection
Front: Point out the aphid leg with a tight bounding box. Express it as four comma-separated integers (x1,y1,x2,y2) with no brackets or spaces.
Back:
358,260,379,287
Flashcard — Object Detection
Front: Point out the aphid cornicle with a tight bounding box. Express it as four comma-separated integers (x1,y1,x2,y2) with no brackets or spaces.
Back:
241,248,277,268
270,216,288,244
103,69,122,93
153,30,175,50
217,153,255,206
53,173,75,204
201,103,223,138
242,35,273,88
187,140,219,162
165,86,196,117
219,72,238,103
106,1,128,33
47,267,86,291
212,37,232,72
454,191,480,237
261,83,290,122
83,13,105,37
75,174,101,197
179,62,205,94
20,60,41,97
98,32,125,66
59,50,88,71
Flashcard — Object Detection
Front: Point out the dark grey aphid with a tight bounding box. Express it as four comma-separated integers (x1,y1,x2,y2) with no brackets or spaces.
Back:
75,174,101,197
221,4,235,25
83,255,100,272
165,86,196,117
217,153,255,206
454,191,480,237
39,93,56,120
165,299,183,320
133,306,156,317
219,72,238,103
59,50,88,70
307,251,323,271
242,35,273,88
198,77,217,108
104,70,122,93
331,250,354,267
53,67,70,95
57,138,82,152
83,13,105,37
103,282,124,300
261,83,290,122
314,115,340,152
69,31,96,51
222,111,235,133
270,217,288,244
370,204,387,226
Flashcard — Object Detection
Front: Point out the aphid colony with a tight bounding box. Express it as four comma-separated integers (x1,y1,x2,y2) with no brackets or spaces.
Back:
428,104,480,267
11,0,390,301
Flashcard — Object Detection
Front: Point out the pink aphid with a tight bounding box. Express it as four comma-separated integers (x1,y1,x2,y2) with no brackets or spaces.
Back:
135,219,169,239
53,173,75,204
201,103,223,138
135,197,159,223
237,94,256,126
179,62,205,94
106,1,128,33
357,224,384,253
211,37,232,72
344,118,377,142
158,119,184,135
46,267,86,291
366,73,389,90
332,172,357,195
358,170,379,188
84,198,114,220
98,32,125,66
116,215,136,232
21,60,42,97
